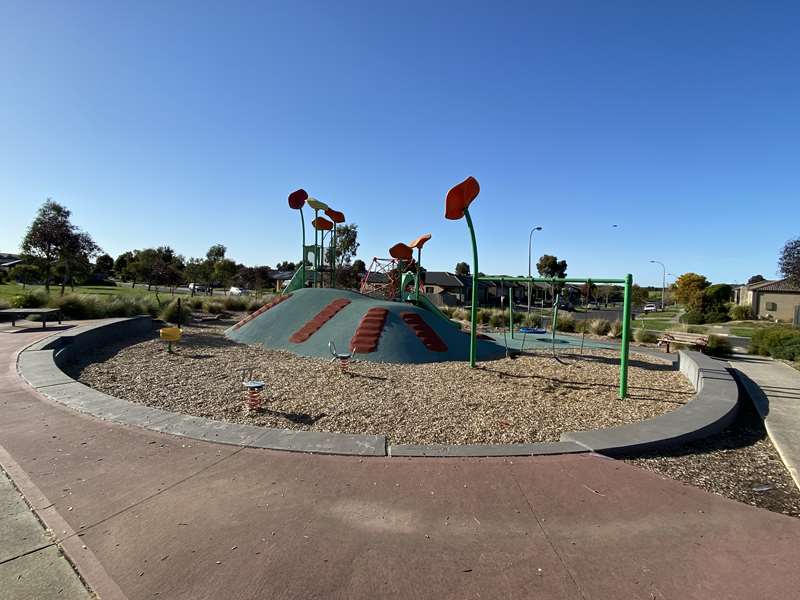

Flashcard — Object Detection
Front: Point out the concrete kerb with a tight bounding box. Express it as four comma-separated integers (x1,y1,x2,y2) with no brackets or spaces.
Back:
16,318,740,459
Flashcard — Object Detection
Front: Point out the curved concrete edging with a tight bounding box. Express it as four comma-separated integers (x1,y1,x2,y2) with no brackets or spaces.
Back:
16,318,739,458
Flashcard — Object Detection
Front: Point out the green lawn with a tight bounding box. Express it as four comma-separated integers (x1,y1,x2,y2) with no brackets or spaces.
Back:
634,319,674,331
0,282,160,302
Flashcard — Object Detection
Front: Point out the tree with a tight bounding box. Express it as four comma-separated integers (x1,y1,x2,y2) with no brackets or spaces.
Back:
9,264,41,288
206,244,227,263
325,224,360,268
779,237,800,284
114,251,134,281
213,259,238,292
21,199,76,292
631,284,648,307
57,230,100,294
352,259,366,274
536,255,567,278
95,254,114,277
184,258,210,295
747,274,765,285
455,262,470,276
673,273,710,311
276,261,296,272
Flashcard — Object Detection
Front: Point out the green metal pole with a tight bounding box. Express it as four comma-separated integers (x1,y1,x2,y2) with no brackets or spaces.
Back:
552,294,560,342
332,227,337,289
619,273,633,399
464,208,479,368
415,247,422,302
313,209,319,288
299,209,306,289
508,287,513,340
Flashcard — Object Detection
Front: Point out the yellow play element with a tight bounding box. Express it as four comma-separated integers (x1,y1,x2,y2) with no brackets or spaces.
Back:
159,326,182,353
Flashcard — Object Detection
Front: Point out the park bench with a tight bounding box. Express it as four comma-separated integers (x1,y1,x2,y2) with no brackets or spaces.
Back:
657,330,708,353
0,308,62,329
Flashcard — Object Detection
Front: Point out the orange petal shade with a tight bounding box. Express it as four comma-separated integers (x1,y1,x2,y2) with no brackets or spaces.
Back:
408,233,432,249
288,189,308,210
312,216,334,231
389,243,413,261
325,208,345,224
444,176,480,220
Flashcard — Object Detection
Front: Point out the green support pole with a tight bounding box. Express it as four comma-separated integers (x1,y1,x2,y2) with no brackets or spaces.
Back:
508,287,513,339
331,227,337,289
313,209,319,288
464,208,479,368
552,294,560,342
619,273,633,399
299,209,306,289
415,247,422,302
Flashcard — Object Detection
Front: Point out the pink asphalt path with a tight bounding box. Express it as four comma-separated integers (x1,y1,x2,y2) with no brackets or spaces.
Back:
2,325,800,599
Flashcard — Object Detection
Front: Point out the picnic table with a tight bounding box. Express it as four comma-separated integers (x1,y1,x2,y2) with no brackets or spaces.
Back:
0,308,63,329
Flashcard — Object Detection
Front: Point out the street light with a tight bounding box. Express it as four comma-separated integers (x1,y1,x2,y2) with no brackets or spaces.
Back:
527,226,543,313
649,260,666,310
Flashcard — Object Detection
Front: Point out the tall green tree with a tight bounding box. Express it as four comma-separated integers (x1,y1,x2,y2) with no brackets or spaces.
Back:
21,199,85,292
455,262,470,276
673,273,710,311
779,237,800,284
536,254,568,278
325,223,360,269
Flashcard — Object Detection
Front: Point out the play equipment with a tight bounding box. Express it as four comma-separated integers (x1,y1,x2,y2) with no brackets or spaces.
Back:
241,368,265,412
328,340,353,372
159,298,184,353
284,190,347,294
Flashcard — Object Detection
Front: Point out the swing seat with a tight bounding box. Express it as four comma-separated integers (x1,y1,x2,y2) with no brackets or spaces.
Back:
519,327,546,334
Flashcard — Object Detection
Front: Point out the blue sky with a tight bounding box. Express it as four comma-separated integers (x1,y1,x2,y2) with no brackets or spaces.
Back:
2,1,798,286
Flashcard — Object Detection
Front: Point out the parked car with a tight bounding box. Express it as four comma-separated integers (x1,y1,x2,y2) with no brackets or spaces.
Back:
188,283,208,292
643,303,657,313
228,287,250,296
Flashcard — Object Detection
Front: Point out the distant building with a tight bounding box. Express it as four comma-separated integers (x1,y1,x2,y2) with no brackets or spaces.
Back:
0,253,22,271
734,278,800,324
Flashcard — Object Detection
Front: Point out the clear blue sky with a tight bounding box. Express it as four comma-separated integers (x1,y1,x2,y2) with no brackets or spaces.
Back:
2,1,798,286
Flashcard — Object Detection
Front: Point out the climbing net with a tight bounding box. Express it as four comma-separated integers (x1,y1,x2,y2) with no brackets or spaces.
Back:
359,258,400,299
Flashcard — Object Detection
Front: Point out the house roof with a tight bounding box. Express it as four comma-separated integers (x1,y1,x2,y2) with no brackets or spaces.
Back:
751,278,800,293
0,253,21,268
424,271,464,288
747,279,779,290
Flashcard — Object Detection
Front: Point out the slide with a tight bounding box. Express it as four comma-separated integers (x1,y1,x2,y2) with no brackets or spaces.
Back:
406,294,462,329
282,264,306,294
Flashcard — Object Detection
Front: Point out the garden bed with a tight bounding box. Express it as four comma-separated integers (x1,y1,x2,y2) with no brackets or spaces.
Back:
69,320,693,445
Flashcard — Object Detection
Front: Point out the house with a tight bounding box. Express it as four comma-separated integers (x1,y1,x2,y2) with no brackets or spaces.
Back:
421,271,468,305
734,278,800,324
0,253,22,272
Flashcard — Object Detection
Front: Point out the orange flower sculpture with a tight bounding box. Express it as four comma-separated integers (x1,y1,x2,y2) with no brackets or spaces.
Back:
324,208,345,224
408,233,432,249
389,242,413,261
312,216,334,231
288,189,308,210
445,176,480,220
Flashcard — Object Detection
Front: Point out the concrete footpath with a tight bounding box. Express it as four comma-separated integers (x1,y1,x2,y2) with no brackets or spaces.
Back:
730,354,800,489
2,326,800,599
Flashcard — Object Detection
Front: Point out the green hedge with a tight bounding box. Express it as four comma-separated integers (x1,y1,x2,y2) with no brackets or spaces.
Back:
750,327,800,361
705,335,733,357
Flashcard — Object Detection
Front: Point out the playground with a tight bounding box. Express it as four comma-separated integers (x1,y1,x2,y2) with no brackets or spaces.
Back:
74,319,693,445
67,177,695,446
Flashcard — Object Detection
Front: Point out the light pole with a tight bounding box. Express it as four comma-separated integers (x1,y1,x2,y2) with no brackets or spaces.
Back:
649,260,666,310
527,226,542,313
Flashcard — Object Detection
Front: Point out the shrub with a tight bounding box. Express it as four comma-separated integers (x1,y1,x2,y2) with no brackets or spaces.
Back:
10,290,48,308
440,307,454,318
634,326,657,343
590,319,612,336
488,311,505,328
160,298,192,325
681,310,705,325
729,304,752,321
608,320,623,338
703,309,729,324
222,296,248,311
476,309,490,325
247,299,264,313
574,320,589,333
705,335,733,357
50,294,105,319
521,313,542,328
687,325,705,334
188,297,205,310
751,327,800,361
554,314,575,332
205,301,226,314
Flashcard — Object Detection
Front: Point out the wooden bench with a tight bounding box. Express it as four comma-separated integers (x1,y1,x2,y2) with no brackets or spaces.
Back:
0,308,62,329
657,330,708,353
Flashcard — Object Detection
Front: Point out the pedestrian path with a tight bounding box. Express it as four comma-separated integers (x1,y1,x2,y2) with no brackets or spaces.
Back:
0,467,91,600
730,354,800,489
2,326,800,599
